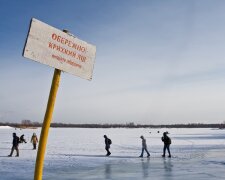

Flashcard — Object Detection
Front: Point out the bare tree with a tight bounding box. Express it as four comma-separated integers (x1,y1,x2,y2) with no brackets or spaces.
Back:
21,119,32,126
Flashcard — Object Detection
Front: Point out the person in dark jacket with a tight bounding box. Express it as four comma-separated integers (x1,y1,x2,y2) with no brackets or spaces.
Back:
104,135,111,156
161,132,171,158
8,133,20,157
19,134,27,143
139,135,150,157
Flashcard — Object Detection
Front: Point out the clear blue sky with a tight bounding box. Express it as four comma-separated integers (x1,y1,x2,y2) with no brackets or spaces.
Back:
1,0,225,124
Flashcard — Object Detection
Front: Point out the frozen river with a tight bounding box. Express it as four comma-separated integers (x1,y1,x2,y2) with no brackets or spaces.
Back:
0,127,225,179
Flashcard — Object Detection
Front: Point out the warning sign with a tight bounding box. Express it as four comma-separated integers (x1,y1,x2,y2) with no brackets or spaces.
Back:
23,18,96,80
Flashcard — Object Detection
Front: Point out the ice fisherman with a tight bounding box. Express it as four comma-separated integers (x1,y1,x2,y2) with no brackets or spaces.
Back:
104,135,111,156
8,133,20,157
19,134,27,143
139,135,150,157
31,133,38,150
161,132,171,158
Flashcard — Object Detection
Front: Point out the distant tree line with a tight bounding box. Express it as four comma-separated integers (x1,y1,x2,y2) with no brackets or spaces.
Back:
0,121,225,129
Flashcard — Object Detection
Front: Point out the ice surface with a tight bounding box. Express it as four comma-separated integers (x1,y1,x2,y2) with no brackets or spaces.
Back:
0,128,225,179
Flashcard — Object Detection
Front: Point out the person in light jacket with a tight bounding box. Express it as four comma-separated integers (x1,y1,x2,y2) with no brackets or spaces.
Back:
139,135,150,157
31,133,38,150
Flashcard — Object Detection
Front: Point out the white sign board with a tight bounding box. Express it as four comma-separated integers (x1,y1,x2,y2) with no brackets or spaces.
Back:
23,18,96,80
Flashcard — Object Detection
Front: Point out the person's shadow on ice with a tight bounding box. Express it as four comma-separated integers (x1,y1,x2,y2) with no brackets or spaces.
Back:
163,159,173,179
141,158,150,178
104,163,111,179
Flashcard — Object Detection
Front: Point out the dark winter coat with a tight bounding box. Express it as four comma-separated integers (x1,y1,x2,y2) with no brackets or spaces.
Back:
161,135,171,145
13,135,20,147
105,138,110,148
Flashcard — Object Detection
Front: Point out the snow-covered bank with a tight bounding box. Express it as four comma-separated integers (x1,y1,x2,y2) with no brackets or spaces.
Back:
0,128,225,179
0,126,13,129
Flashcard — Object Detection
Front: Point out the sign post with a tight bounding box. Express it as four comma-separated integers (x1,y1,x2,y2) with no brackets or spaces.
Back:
23,18,96,180
34,68,61,180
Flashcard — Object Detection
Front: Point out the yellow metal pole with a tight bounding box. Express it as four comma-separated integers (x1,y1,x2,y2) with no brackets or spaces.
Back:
34,68,61,180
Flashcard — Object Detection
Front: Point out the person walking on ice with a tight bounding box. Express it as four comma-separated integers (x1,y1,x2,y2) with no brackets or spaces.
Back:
161,132,171,158
8,133,20,157
104,135,111,156
31,133,38,150
139,135,150,158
